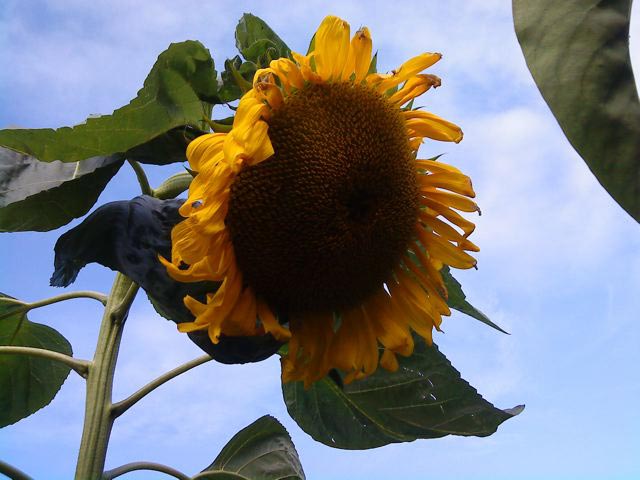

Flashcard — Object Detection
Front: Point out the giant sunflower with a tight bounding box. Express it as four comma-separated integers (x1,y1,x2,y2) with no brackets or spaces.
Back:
161,15,480,387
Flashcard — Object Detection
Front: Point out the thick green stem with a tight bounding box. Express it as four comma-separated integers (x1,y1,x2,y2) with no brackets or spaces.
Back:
75,274,138,480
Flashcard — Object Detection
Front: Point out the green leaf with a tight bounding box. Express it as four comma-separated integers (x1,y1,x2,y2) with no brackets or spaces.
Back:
513,0,640,222
0,294,72,427
235,14,291,66
0,146,123,232
195,415,305,480
216,56,258,104
283,337,523,449
0,41,217,164
441,266,508,334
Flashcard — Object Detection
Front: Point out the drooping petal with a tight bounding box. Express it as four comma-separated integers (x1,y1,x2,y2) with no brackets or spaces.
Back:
367,52,441,92
404,110,463,143
389,74,441,105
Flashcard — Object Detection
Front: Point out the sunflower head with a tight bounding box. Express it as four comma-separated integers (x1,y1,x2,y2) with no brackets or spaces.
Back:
161,15,480,387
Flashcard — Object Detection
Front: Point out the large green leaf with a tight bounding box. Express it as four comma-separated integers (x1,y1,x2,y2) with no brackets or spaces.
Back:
0,146,123,232
235,14,291,66
283,337,523,449
513,0,640,222
0,41,217,164
195,415,305,480
441,266,508,334
0,294,73,427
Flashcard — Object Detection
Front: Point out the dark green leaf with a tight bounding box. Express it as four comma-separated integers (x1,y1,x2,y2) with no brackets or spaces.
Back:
0,294,72,427
196,415,305,480
125,126,204,166
0,146,123,232
283,337,523,449
235,14,291,66
51,196,283,364
441,266,508,334
513,0,640,222
0,41,217,164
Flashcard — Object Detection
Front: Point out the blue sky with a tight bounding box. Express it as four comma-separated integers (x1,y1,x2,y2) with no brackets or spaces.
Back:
1,1,639,479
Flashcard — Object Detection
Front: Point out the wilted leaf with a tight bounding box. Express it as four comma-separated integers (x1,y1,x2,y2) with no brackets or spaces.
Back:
513,0,640,222
0,294,72,427
51,196,282,364
441,266,508,334
0,146,123,232
283,337,523,449
196,415,305,480
0,41,217,164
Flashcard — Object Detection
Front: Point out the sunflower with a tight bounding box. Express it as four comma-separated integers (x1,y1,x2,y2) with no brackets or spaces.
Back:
161,15,480,387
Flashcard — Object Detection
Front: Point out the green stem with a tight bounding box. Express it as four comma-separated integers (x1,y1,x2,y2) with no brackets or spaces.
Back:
0,291,108,321
111,354,211,418
127,160,153,196
102,462,189,480
27,290,109,308
0,346,90,378
0,460,34,480
75,274,139,480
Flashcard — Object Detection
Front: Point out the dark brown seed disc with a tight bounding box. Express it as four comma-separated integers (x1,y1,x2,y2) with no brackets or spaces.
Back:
226,82,419,314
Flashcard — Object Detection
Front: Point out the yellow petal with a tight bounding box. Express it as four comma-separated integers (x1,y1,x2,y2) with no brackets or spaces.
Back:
257,300,291,341
405,110,463,143
418,172,476,197
420,190,480,213
343,26,372,82
224,287,259,336
419,212,480,252
380,349,399,372
368,52,441,92
313,15,351,80
270,57,305,91
420,197,476,236
389,74,441,105
186,133,226,171
415,228,477,269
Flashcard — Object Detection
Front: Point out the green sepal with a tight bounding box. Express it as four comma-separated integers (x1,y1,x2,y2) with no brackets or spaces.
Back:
442,266,509,334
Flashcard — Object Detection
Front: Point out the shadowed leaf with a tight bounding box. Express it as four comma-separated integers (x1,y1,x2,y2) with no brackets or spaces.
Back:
0,146,123,232
513,0,640,222
0,294,72,427
195,415,305,480
283,336,523,449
